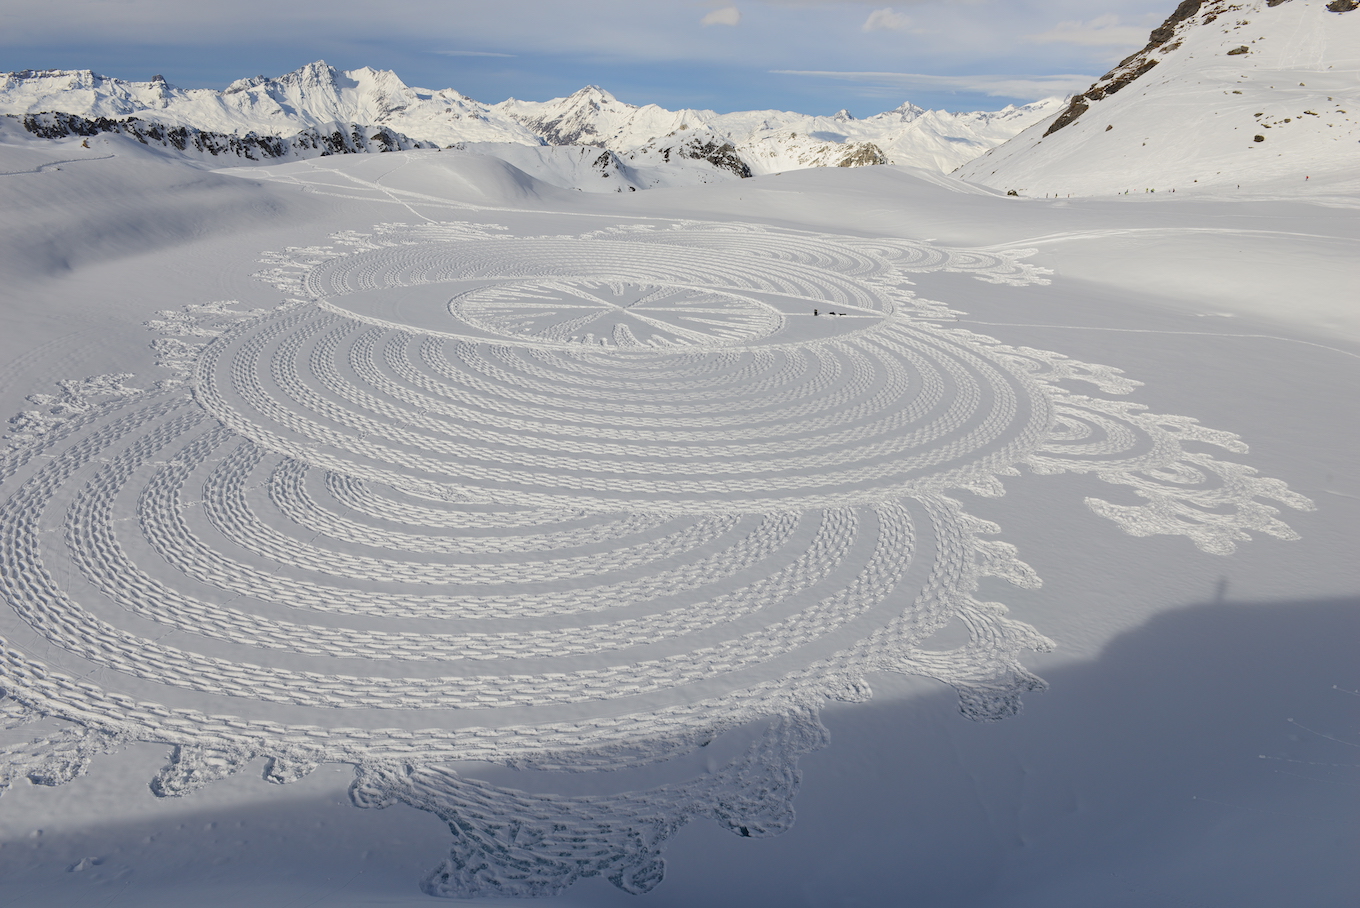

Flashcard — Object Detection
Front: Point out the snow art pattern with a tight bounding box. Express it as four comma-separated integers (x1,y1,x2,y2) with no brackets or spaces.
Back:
0,221,1312,897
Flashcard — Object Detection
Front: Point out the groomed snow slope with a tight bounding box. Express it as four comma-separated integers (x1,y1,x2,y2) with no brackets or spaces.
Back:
958,0,1360,196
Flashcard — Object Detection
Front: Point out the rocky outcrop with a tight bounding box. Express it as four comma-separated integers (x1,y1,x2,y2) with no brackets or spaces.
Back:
835,143,887,167
1044,0,1203,136
677,137,752,178
19,111,433,161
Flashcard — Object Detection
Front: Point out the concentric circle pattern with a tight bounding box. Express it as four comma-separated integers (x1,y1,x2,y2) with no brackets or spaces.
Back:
0,219,1312,899
0,389,1026,757
202,228,1053,510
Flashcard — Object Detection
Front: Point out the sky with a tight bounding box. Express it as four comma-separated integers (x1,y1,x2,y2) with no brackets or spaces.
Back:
1,0,1181,115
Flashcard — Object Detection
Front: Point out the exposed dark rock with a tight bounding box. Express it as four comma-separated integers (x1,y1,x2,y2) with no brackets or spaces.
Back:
1254,135,1266,142
677,138,752,177
1102,60,1161,99
835,143,887,167
18,111,431,160
1227,45,1250,55
1326,0,1358,11
1043,0,1207,137
1043,98,1089,137
1148,0,1203,45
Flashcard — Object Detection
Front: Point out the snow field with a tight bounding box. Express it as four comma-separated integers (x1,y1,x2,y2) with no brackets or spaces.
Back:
0,202,1316,897
0,114,1347,901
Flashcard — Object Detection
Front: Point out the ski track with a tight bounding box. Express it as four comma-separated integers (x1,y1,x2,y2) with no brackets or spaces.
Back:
0,153,116,176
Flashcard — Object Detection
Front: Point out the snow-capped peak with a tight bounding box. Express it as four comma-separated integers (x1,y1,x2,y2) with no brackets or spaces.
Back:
0,59,1067,180
876,101,928,123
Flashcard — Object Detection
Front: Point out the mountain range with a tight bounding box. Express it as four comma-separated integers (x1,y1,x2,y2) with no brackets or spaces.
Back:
3,0,1352,196
0,62,1062,189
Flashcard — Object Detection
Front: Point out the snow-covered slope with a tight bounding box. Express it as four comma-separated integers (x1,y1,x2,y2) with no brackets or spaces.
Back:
0,63,1061,181
444,141,745,192
958,0,1360,195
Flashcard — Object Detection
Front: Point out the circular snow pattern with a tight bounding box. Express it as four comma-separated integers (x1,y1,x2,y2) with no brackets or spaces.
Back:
0,220,1311,898
194,227,1048,511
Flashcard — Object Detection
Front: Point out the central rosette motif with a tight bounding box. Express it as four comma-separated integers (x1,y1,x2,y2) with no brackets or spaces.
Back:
452,280,784,348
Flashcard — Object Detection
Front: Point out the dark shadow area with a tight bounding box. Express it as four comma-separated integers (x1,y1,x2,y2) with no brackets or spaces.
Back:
0,596,1356,907
594,595,1360,908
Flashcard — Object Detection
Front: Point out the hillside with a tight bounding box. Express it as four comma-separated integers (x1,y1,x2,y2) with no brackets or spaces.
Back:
957,0,1360,195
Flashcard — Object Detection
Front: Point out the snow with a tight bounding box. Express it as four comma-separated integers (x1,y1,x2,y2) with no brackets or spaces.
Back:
0,63,1063,182
498,87,1066,175
0,62,541,147
958,0,1360,196
0,34,1356,908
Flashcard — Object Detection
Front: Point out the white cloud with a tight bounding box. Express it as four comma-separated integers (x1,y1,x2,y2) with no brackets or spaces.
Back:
701,6,742,27
862,9,913,33
771,69,1095,100
1025,15,1148,47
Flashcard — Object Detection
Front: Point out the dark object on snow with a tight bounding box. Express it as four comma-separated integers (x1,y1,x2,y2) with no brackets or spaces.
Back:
1227,45,1250,55
1006,189,1019,196
1326,0,1358,12
1254,135,1266,142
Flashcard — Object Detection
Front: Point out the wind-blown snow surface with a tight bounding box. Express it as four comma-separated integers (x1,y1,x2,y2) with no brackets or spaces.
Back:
0,126,1356,906
0,62,1063,182
958,0,1360,196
